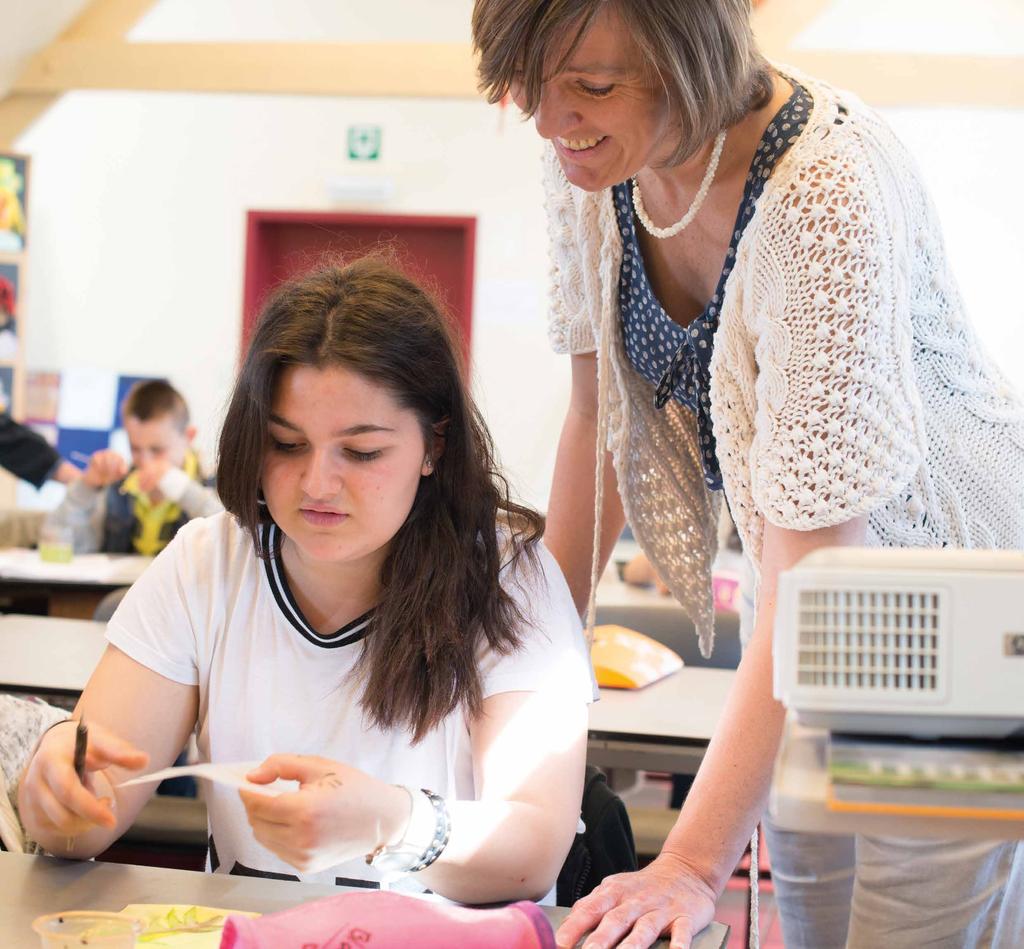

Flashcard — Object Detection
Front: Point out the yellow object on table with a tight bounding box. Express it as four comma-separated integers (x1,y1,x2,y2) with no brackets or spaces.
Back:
117,904,260,947
591,624,684,689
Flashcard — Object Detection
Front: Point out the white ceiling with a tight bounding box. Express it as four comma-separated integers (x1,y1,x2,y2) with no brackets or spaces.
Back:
793,0,1024,56
129,0,476,42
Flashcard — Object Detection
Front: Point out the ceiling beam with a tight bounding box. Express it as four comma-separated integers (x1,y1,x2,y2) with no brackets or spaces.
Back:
15,41,480,99
781,51,1024,109
0,0,156,147
752,0,833,54
13,37,1023,109
0,93,60,150
62,0,158,41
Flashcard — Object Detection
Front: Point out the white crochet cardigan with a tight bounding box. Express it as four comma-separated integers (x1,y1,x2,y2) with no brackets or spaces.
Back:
543,70,1024,656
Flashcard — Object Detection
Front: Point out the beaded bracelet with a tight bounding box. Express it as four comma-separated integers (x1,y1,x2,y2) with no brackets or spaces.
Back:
365,786,451,878
408,788,451,873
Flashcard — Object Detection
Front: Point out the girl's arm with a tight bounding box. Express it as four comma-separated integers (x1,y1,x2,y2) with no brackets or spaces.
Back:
242,687,589,904
415,688,588,901
555,515,867,949
18,644,198,858
546,351,625,614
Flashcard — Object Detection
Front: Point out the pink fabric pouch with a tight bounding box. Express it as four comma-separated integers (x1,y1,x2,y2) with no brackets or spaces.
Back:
219,890,556,949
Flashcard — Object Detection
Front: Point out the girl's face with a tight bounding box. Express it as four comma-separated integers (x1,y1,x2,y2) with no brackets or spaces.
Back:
513,6,675,192
262,364,432,572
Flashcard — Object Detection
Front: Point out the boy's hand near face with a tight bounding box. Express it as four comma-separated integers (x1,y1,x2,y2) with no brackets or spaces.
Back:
134,456,174,499
83,450,129,489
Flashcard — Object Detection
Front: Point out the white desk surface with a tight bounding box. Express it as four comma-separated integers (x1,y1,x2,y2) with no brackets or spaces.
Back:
0,852,730,948
770,715,1024,840
0,548,151,586
1,614,734,747
592,668,734,744
0,614,107,693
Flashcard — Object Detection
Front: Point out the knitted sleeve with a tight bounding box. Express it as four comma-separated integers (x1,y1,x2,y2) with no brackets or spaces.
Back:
746,139,925,530
541,144,598,355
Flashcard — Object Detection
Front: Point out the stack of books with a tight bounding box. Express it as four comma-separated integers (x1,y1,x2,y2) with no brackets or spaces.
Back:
826,733,1024,821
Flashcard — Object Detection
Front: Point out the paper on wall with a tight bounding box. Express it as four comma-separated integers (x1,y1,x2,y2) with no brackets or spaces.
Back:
56,366,119,430
117,761,298,796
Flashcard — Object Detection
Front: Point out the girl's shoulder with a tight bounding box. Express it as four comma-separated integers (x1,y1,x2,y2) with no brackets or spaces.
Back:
497,533,580,630
149,511,257,588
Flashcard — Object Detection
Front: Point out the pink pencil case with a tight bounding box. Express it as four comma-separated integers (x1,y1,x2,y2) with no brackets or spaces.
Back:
219,889,555,949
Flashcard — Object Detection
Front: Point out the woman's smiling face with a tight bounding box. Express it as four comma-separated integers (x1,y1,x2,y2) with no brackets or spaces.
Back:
512,6,676,192
261,364,432,571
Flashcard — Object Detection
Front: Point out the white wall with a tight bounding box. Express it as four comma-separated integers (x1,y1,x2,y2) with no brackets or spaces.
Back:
17,90,569,509
13,0,1024,512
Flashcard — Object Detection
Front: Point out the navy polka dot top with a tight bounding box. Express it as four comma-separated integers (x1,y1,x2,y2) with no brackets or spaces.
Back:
612,81,813,491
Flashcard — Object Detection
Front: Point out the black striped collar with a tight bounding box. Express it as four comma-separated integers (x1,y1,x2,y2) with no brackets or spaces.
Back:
261,520,373,649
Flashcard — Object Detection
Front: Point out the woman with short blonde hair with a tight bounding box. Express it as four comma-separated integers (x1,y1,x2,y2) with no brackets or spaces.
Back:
473,1,1024,947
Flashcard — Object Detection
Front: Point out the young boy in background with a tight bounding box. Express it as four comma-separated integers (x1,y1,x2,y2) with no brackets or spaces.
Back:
47,380,222,554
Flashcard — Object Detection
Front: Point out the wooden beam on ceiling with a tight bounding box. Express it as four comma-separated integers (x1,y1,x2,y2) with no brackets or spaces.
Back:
62,0,158,41
751,0,1023,109
14,41,480,99
752,0,833,55
781,51,1024,110
0,93,60,150
0,0,156,148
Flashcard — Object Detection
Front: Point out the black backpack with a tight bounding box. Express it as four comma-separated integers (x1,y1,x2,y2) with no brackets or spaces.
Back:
557,765,639,906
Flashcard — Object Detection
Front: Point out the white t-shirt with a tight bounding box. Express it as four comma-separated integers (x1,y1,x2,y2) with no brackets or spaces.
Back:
106,512,593,892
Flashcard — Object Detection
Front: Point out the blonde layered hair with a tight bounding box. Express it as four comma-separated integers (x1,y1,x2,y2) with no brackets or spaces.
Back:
472,0,773,165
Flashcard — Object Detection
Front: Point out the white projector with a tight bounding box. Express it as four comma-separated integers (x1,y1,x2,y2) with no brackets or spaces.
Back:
773,547,1024,739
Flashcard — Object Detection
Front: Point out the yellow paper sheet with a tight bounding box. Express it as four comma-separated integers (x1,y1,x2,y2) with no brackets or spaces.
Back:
118,904,260,948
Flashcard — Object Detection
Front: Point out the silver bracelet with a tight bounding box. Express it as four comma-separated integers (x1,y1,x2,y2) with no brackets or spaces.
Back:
366,786,451,878
407,788,451,873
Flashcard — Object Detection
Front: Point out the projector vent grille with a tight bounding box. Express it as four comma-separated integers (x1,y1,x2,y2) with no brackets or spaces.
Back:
796,589,941,691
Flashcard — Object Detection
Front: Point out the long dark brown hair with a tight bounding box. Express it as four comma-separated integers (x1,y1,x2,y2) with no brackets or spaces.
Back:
218,257,544,741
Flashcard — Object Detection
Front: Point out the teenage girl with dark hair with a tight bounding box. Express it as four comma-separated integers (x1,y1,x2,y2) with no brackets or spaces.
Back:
19,258,593,903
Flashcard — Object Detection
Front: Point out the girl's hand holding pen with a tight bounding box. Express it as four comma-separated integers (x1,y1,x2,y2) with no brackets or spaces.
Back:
18,718,149,841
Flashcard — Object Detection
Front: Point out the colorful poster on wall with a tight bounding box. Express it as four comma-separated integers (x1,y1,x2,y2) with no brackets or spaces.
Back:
0,153,28,252
25,370,61,424
0,260,21,359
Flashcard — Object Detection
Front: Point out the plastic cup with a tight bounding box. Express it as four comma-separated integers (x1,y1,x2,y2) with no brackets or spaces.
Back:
38,524,74,564
31,911,143,948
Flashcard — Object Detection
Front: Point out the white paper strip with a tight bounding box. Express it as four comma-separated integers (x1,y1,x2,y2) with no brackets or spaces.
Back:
117,761,298,796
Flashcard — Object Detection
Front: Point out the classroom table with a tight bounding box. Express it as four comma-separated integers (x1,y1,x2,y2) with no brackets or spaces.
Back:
0,614,107,698
588,668,734,774
596,548,744,671
0,614,736,773
0,851,730,947
0,549,151,619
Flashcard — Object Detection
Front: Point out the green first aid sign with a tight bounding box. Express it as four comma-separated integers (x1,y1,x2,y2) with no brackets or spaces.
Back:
347,125,382,161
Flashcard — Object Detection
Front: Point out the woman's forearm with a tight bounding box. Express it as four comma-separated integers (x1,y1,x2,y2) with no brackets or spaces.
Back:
659,516,868,894
661,614,784,894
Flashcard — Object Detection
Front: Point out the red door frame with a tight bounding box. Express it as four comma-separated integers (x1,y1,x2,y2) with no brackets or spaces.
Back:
241,210,476,356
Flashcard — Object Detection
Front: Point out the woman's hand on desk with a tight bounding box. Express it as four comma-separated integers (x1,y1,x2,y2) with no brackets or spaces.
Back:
240,755,410,875
18,719,148,840
555,851,716,949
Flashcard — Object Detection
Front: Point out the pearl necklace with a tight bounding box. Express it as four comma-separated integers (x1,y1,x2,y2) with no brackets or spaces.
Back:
631,130,727,239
